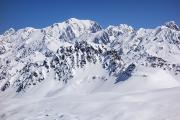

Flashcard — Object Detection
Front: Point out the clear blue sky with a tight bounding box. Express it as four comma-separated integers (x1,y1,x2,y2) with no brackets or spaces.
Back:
0,0,180,34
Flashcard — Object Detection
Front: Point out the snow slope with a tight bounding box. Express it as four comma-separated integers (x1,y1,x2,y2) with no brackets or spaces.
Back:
1,87,180,120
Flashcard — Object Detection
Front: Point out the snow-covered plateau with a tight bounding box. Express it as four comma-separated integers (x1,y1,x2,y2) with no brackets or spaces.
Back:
0,18,180,120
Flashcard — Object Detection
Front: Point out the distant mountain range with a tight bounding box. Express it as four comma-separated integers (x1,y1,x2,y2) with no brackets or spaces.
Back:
0,18,180,120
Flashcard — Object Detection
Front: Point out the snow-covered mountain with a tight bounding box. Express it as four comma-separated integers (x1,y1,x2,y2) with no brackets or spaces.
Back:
0,18,180,120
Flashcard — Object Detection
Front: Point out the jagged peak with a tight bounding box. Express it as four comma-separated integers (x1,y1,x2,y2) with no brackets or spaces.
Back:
49,18,102,31
23,27,36,31
46,18,102,39
64,18,102,32
107,24,133,30
65,18,91,23
65,18,98,25
67,17,79,21
3,28,16,36
106,24,134,36
163,21,179,31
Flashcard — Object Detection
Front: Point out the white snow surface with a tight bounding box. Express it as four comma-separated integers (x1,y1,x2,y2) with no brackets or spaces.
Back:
1,86,180,120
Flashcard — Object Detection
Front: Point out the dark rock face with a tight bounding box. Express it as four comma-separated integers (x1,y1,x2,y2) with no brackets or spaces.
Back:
1,39,124,92
0,46,6,55
164,21,180,31
1,81,10,91
14,63,45,92
116,63,136,83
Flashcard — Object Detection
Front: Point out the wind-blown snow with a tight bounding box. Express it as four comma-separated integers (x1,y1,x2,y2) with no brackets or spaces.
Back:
1,87,180,120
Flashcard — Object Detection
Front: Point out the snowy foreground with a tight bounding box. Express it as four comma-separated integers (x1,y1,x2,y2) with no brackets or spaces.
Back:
1,87,180,120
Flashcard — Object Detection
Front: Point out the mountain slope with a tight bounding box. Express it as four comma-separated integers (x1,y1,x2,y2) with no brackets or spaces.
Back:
0,18,180,120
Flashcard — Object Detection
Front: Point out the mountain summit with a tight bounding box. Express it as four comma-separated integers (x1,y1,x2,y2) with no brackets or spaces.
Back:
164,21,180,30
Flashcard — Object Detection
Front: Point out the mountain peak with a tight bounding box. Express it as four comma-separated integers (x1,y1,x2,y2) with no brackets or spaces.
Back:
65,18,82,24
64,18,101,27
44,18,102,42
106,24,134,36
63,18,102,35
65,18,84,22
164,21,179,31
3,28,15,36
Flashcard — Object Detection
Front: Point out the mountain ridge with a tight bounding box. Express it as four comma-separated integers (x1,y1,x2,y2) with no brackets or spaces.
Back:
2,18,179,36
0,18,180,94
